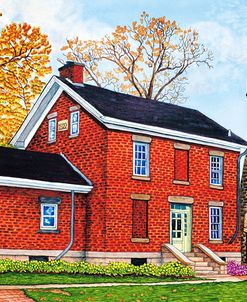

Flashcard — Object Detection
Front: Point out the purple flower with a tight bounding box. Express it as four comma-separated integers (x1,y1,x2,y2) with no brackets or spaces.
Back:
227,261,247,276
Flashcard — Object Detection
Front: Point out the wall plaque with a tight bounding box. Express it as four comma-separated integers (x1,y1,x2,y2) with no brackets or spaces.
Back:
58,120,68,131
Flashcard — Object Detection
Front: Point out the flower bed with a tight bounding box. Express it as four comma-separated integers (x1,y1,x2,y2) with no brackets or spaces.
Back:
0,259,195,278
227,261,247,276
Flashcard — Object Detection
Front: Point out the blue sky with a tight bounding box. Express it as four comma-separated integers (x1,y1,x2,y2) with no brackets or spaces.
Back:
1,0,247,140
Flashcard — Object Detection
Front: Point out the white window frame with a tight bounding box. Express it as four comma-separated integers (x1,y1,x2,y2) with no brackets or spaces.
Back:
210,156,223,185
48,118,56,142
209,206,222,240
70,111,80,136
40,203,58,230
133,142,150,177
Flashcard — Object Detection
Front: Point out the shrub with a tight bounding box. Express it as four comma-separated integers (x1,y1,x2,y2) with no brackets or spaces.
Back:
0,259,195,278
227,261,247,276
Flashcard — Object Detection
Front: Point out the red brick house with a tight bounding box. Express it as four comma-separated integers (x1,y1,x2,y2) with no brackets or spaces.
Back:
1,61,246,274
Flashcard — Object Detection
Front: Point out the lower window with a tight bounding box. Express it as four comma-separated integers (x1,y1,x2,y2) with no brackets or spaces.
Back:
39,197,61,231
131,258,147,266
132,200,148,238
40,203,58,230
209,207,222,240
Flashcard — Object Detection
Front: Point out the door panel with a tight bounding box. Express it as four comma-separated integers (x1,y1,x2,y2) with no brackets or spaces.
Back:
170,204,192,252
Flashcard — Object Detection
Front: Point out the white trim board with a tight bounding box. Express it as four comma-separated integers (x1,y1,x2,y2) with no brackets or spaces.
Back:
0,249,84,257
11,77,247,152
0,176,93,193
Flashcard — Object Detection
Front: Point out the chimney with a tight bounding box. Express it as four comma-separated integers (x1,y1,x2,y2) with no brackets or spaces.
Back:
58,61,85,84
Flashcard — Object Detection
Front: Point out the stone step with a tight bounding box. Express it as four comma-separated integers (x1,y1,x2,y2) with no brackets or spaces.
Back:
184,253,195,257
194,261,209,267
196,270,218,275
195,266,213,271
188,256,204,262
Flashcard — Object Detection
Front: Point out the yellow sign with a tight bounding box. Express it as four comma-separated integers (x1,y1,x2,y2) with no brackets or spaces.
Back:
58,120,68,131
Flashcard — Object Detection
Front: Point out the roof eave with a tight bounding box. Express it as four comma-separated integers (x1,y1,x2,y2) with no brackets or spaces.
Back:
0,176,93,194
102,116,247,152
11,76,247,152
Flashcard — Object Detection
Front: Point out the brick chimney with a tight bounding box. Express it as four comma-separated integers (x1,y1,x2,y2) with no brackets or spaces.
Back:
58,61,84,84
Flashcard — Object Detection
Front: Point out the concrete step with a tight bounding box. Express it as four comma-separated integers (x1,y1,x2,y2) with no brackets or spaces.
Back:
184,253,195,257
196,270,218,275
188,256,204,262
195,266,213,271
194,261,208,267
195,270,215,275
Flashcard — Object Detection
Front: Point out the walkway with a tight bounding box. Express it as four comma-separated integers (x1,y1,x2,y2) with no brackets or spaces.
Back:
0,289,34,302
0,275,245,301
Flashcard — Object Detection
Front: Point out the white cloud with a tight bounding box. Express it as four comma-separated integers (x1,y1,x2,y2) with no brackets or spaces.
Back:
185,19,247,97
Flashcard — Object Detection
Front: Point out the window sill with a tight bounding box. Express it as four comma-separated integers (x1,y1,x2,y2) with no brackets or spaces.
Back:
209,240,223,244
173,180,190,186
131,238,150,243
132,175,150,181
210,184,223,190
38,230,60,234
47,140,56,144
69,134,79,139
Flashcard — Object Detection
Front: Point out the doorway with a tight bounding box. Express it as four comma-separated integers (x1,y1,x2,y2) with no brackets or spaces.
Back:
170,203,192,252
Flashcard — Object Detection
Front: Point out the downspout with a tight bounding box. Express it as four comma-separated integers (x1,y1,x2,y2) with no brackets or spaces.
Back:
229,149,247,244
55,190,75,260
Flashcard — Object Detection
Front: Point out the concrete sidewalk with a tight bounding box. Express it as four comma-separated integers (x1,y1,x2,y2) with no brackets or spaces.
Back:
0,276,246,302
0,274,244,291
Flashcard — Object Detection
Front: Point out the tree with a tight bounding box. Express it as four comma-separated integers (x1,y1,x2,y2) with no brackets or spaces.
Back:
61,12,213,103
0,22,52,144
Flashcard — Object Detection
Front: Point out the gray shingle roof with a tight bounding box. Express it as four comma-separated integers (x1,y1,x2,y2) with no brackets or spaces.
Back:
0,147,89,185
58,77,247,145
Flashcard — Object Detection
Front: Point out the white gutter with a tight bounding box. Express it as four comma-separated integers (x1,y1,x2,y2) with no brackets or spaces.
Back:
0,176,93,194
102,116,247,152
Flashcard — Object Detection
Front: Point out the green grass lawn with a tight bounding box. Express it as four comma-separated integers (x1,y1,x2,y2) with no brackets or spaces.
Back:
25,282,247,302
0,273,199,285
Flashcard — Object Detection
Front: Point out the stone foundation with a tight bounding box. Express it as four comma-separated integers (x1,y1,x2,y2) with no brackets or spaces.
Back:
0,249,241,267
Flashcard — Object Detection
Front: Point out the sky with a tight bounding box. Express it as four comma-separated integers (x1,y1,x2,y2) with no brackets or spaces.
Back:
1,0,247,140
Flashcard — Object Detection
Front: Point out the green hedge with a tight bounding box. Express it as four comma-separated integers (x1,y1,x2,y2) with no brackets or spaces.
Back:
0,259,195,278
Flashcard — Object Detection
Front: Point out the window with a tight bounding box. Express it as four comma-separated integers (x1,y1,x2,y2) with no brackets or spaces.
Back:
133,142,149,176
40,204,58,230
210,156,223,185
132,200,148,238
70,111,80,136
48,118,56,142
131,258,147,266
174,149,189,181
209,207,222,240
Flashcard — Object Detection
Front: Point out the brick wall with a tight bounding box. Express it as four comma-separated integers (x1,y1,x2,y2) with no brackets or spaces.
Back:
0,186,86,251
106,131,240,253
27,91,240,255
28,92,107,252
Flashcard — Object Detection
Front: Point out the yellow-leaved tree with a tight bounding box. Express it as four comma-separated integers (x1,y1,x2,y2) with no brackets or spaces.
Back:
61,12,212,103
0,22,52,145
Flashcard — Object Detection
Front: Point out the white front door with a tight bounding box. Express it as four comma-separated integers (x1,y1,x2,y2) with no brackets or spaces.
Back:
170,203,192,252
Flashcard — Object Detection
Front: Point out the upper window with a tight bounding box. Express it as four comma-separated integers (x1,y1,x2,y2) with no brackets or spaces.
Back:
48,118,56,142
209,207,222,240
70,111,80,136
40,203,58,230
210,156,223,185
133,142,149,176
174,149,189,181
